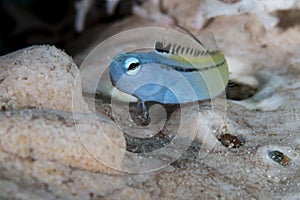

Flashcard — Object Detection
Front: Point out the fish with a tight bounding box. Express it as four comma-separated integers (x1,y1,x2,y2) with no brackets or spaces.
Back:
109,30,229,112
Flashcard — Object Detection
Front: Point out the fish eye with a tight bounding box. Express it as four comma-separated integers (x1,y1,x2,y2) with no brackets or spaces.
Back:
124,57,140,75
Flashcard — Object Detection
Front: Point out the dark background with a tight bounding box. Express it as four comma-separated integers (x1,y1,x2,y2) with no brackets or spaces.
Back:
0,0,141,56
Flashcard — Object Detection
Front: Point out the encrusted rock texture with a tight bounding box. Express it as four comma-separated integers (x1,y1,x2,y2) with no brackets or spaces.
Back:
1,2,300,200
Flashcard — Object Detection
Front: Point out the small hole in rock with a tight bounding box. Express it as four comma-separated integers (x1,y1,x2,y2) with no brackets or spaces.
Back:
217,133,244,148
267,150,290,166
226,80,257,100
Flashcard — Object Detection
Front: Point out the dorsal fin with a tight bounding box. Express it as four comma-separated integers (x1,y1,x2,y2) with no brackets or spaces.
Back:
154,25,220,58
154,41,217,57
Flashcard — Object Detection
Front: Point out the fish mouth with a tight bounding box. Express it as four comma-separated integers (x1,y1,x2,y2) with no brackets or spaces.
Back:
110,79,116,87
109,73,116,87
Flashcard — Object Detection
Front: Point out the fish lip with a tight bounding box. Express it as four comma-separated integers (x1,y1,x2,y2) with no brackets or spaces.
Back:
109,72,116,87
110,77,116,87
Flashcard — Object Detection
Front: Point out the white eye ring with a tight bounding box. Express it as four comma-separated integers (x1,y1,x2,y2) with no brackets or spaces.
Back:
124,57,140,76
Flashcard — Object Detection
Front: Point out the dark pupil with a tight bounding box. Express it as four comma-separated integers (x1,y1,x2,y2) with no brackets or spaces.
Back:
127,62,140,71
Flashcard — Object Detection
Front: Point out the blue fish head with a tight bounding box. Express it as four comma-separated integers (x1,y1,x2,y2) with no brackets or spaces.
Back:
109,52,166,101
109,53,149,84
